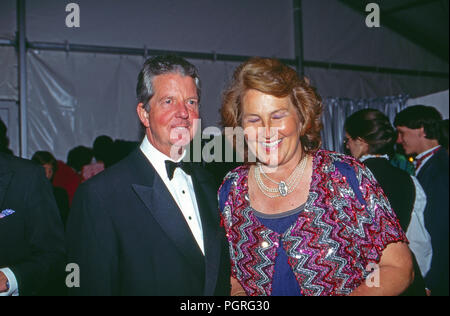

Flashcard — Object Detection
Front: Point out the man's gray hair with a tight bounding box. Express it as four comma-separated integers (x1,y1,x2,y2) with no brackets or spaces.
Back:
136,55,201,111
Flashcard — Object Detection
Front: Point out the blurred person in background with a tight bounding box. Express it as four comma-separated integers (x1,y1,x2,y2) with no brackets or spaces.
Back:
344,108,427,295
0,152,65,296
51,159,81,207
81,135,115,182
394,105,449,296
31,151,70,227
93,135,115,168
67,145,94,176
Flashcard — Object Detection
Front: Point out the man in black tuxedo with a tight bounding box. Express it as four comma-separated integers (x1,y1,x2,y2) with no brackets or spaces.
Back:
395,105,449,296
0,152,66,296
66,55,230,295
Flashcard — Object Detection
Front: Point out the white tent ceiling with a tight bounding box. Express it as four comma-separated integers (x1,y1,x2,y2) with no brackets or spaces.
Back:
0,0,448,159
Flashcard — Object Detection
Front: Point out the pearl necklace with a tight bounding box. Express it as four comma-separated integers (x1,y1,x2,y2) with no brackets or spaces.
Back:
254,155,308,198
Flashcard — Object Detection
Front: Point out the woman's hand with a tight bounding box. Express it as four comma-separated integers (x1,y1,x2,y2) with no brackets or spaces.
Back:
231,277,247,296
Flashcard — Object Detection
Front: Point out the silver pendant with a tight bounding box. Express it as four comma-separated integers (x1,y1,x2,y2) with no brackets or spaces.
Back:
278,181,288,197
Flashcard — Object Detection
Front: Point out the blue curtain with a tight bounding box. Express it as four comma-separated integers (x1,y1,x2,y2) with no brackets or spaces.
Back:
320,95,409,153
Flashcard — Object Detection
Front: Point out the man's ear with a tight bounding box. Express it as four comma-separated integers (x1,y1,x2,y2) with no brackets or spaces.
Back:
418,127,426,138
137,103,150,128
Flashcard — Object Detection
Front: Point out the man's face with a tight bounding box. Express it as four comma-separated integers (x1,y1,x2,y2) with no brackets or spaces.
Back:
137,73,199,158
396,125,424,155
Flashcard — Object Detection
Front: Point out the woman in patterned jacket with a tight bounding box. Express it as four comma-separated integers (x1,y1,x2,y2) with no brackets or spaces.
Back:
218,57,414,296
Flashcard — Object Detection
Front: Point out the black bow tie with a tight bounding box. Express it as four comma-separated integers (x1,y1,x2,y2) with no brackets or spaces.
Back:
165,160,194,180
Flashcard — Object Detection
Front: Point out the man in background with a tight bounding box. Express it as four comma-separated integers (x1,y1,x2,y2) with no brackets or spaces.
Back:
395,105,449,296
0,152,66,296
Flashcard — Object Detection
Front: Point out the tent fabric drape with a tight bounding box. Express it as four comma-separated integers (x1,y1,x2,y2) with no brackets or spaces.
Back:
26,50,238,160
1,0,447,159
407,90,449,119
27,50,143,160
320,95,409,153
0,47,17,101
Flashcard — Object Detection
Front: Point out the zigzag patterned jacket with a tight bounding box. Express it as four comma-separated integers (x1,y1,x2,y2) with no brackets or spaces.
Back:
218,150,407,296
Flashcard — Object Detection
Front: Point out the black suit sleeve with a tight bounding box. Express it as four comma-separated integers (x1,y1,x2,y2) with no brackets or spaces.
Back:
9,166,66,296
423,170,449,295
65,183,119,295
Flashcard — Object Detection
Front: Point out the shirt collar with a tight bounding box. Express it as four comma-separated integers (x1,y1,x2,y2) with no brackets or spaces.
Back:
140,136,186,179
415,145,441,160
359,154,389,163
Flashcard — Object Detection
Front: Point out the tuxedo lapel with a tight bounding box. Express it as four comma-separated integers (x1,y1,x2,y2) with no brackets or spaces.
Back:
191,164,222,295
131,157,205,278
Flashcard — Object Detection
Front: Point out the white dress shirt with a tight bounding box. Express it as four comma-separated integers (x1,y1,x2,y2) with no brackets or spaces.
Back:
415,145,441,176
406,176,432,278
140,136,205,255
0,267,19,296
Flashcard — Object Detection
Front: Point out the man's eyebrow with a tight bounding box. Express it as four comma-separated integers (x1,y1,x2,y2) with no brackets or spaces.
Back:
155,96,171,103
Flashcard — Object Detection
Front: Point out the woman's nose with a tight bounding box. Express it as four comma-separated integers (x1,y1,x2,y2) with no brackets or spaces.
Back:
258,125,277,140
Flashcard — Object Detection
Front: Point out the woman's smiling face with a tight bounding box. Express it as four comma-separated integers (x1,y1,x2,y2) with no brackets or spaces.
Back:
241,89,302,168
